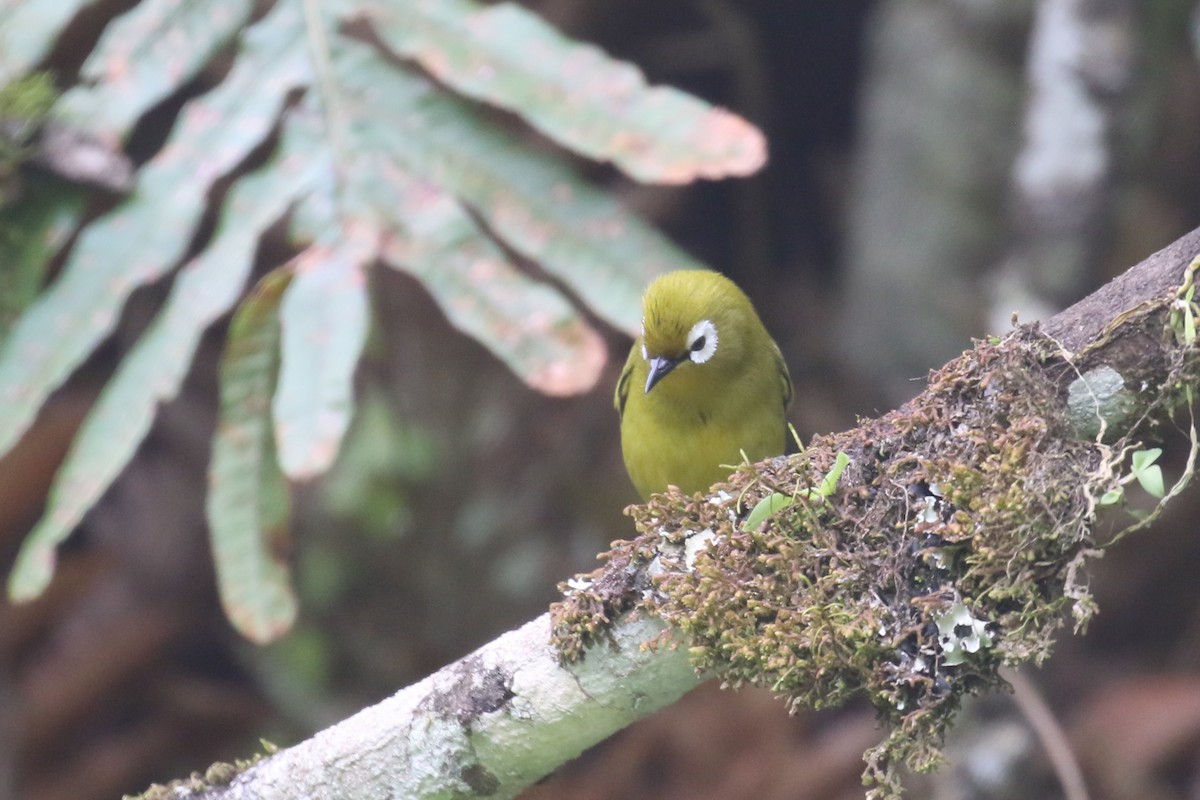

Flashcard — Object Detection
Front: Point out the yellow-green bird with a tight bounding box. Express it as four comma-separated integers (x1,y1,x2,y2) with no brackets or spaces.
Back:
616,270,792,500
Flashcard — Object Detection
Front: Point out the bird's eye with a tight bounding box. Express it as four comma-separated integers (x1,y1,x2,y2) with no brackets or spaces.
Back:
687,319,718,364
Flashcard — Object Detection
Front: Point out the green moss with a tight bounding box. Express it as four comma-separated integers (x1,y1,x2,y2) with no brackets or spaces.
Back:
552,323,1195,797
122,749,273,799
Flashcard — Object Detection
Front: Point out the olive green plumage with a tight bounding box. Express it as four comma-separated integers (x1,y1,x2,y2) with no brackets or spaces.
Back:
615,270,792,500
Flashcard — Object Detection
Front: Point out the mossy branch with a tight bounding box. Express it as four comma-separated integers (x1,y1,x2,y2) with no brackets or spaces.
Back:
554,227,1200,796
142,227,1200,799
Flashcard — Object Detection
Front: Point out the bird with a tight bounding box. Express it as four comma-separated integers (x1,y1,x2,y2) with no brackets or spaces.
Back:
615,269,792,500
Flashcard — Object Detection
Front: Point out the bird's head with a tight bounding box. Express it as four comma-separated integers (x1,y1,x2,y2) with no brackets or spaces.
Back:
638,270,757,395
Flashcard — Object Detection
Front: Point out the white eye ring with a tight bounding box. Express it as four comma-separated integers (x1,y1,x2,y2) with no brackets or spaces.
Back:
687,319,718,364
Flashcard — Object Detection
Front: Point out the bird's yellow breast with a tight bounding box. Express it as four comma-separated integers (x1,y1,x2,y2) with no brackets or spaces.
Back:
619,373,785,498
615,269,791,500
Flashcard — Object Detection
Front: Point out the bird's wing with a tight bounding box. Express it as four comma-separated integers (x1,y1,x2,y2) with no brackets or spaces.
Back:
614,343,639,420
773,341,793,413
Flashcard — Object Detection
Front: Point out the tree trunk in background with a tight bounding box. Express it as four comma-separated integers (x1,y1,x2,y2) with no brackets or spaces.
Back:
987,0,1139,334
839,0,1032,405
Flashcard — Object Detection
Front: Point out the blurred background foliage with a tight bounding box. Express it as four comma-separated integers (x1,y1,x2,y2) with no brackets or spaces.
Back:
2,1,1200,799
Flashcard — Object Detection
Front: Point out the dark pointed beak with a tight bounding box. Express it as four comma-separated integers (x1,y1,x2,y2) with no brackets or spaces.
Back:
645,356,680,394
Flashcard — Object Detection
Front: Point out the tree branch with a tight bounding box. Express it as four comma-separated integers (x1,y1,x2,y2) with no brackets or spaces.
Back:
150,615,698,799
146,225,1200,800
